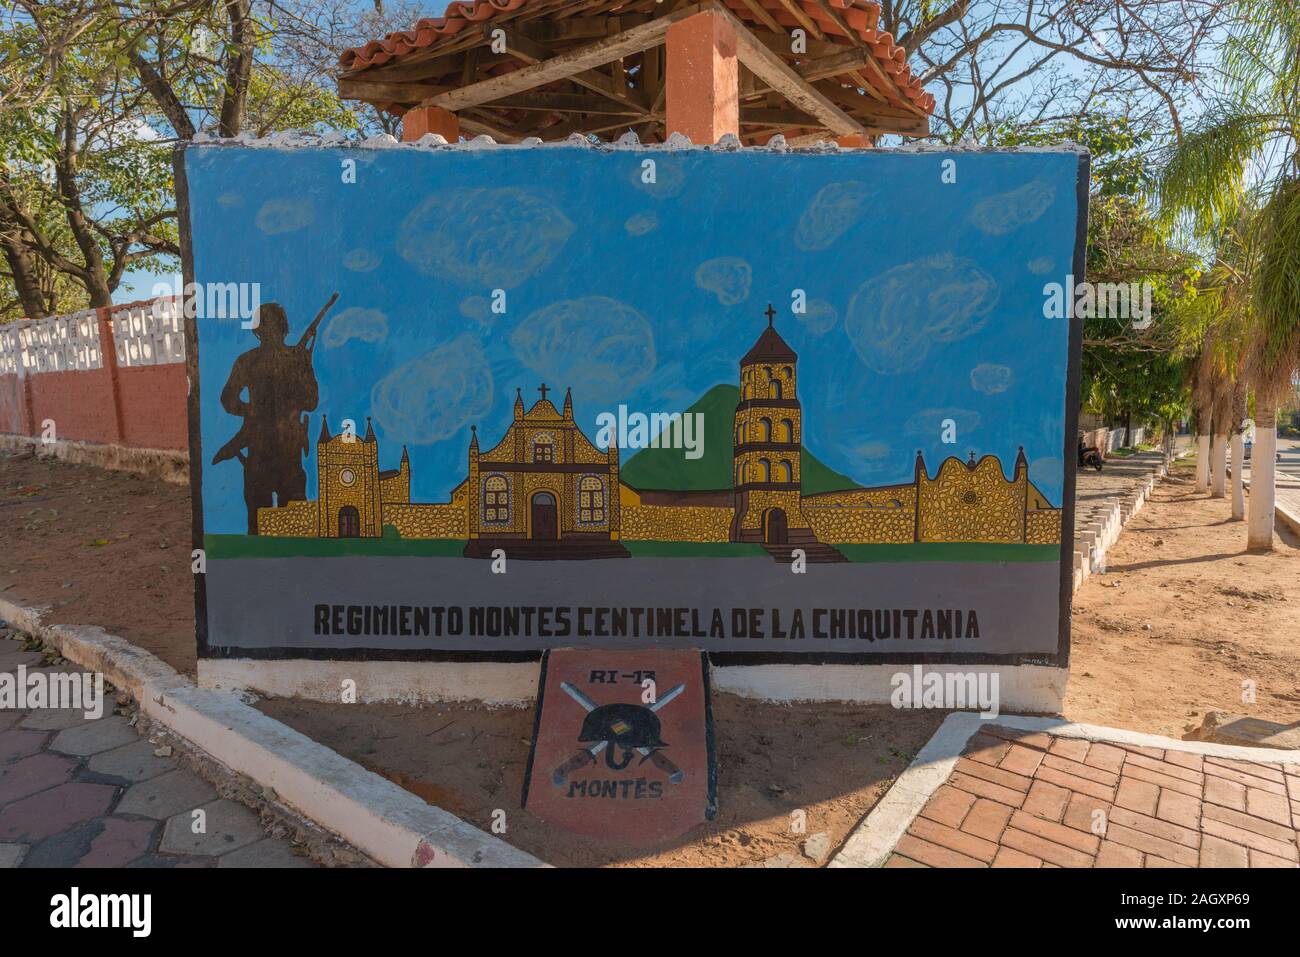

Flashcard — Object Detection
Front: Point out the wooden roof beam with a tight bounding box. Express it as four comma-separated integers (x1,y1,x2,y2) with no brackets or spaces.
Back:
714,5,864,137
487,25,650,114
416,3,713,113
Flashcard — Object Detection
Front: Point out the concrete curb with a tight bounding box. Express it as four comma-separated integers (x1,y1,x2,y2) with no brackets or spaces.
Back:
1071,450,1183,593
828,711,1300,868
0,596,545,868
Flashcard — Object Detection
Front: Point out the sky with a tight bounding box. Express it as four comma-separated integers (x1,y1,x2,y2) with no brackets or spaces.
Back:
184,143,1082,535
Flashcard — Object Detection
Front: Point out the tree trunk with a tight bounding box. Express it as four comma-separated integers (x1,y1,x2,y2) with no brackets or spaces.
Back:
1211,391,1229,498
1230,381,1247,520
1211,429,1228,497
1195,412,1210,491
0,236,50,320
1247,405,1277,550
1123,410,1132,448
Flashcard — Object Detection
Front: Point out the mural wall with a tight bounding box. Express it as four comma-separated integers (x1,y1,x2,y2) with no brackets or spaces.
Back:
180,142,1084,662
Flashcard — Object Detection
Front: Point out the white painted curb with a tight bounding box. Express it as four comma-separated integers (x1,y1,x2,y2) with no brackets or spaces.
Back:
829,711,1300,868
0,597,545,868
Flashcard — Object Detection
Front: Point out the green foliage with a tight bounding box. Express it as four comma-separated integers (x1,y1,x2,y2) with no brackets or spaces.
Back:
1155,0,1300,400
0,1,363,321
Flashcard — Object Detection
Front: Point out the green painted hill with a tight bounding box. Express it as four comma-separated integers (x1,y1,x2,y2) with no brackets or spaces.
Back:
620,383,860,494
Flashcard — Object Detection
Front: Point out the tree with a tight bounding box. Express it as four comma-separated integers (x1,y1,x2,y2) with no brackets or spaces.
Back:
1156,1,1300,549
0,0,362,320
990,112,1201,451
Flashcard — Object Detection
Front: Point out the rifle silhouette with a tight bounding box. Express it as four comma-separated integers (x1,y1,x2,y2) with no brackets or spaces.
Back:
211,292,339,466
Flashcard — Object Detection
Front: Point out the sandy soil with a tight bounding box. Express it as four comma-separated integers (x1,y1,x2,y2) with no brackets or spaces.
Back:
255,694,943,867
1065,462,1300,738
0,447,196,671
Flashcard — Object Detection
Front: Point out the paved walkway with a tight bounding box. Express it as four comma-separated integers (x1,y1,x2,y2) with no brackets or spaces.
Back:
885,724,1299,868
0,629,314,868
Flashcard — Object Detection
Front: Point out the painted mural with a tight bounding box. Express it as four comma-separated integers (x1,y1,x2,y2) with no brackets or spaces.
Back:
180,143,1084,660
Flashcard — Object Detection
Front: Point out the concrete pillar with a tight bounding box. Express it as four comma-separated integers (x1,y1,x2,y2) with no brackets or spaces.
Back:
665,11,739,144
836,134,875,148
401,106,460,143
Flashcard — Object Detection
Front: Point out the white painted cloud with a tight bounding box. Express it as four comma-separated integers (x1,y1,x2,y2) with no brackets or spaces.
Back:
969,180,1056,235
322,307,387,349
970,363,1014,394
845,255,999,374
370,334,493,444
1028,256,1055,275
797,299,838,336
795,181,873,250
255,198,314,235
511,296,655,400
342,248,381,272
625,212,658,236
694,257,751,306
397,187,573,288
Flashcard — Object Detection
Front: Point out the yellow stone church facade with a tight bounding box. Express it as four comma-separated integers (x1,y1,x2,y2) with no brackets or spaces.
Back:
256,318,1062,552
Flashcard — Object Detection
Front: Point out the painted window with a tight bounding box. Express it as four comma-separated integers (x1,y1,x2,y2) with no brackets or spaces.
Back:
777,460,793,483
770,377,783,399
533,432,555,463
758,458,771,482
578,475,605,524
483,474,509,523
780,418,794,443
760,417,772,441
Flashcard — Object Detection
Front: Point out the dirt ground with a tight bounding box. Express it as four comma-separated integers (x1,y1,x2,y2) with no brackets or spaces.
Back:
256,694,943,867
0,447,195,671
4,447,1300,865
1065,461,1300,738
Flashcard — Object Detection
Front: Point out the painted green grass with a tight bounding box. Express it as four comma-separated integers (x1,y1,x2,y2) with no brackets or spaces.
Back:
833,542,1060,563
204,534,466,559
205,535,1058,563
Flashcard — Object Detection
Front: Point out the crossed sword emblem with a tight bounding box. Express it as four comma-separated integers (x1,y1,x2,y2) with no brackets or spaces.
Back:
551,681,686,787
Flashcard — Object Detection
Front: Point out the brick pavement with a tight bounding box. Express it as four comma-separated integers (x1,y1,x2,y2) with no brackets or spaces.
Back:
0,630,315,868
885,725,1300,868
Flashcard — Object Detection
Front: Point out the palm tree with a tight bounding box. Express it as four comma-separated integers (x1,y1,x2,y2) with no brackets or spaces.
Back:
1157,1,1300,549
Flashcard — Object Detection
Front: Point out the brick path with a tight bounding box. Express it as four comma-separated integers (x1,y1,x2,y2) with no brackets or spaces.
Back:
0,630,315,868
885,725,1300,868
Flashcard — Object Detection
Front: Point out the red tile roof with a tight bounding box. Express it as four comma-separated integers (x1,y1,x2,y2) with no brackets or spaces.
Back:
338,0,934,115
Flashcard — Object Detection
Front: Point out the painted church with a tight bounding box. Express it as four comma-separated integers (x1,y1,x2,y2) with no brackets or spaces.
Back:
255,312,1062,558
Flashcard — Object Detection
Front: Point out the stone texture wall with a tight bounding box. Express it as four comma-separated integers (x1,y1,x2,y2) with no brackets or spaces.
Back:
621,504,732,542
806,504,915,544
257,500,316,536
384,503,467,538
919,457,1027,543
1026,509,1062,544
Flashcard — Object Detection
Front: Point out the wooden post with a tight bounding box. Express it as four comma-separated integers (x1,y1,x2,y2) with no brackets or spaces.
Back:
665,11,739,144
401,105,460,142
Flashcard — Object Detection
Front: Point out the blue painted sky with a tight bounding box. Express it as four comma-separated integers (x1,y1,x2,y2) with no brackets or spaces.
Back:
185,145,1081,534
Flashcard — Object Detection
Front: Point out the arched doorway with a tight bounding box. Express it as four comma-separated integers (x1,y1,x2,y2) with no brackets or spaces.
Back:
530,491,558,540
764,508,788,544
338,505,360,538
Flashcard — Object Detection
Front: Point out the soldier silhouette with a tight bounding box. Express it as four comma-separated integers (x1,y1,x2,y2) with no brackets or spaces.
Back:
213,293,338,533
